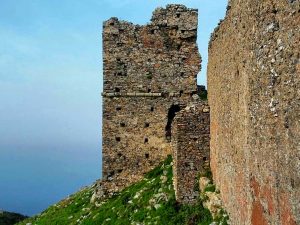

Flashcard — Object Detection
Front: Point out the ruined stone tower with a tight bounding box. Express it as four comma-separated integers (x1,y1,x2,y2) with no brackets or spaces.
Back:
102,4,201,189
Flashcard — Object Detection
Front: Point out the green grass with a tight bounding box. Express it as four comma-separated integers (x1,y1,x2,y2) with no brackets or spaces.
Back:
146,74,153,79
18,156,213,225
198,91,208,100
204,184,216,193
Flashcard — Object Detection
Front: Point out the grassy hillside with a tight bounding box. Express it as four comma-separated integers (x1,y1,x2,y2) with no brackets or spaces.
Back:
0,210,27,225
18,156,218,225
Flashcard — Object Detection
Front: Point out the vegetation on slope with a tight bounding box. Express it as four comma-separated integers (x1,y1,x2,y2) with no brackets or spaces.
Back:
18,156,215,225
0,210,28,225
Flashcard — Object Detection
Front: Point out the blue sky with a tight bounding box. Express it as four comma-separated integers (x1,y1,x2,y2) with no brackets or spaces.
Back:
0,0,227,216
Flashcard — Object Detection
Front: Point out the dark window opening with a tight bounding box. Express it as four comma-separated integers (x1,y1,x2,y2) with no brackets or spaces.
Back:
180,72,184,77
107,170,115,179
144,138,148,143
116,137,121,142
203,157,207,161
117,169,123,173
179,90,184,97
273,9,278,14
148,89,151,93
109,171,115,176
146,72,153,80
165,104,181,141
117,153,122,157
120,122,126,127
150,106,154,112
145,122,150,128
145,153,149,159
193,138,198,141
116,106,122,111
116,61,127,76
291,178,295,188
177,44,182,51
150,29,155,34
176,13,181,18
110,22,115,26
115,87,120,92
116,71,126,76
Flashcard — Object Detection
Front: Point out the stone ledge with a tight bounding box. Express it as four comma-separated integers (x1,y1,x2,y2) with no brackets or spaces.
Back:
102,92,163,98
101,92,189,98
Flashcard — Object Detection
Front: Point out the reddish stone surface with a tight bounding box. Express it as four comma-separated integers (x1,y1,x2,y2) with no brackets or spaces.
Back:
251,200,268,225
280,193,297,225
208,0,300,224
261,186,275,216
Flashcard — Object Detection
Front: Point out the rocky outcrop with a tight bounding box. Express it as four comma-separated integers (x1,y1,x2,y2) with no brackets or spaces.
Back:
208,0,300,224
0,210,27,225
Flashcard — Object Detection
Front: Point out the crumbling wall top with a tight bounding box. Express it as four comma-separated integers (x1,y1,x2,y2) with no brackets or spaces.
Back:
102,4,200,94
104,4,198,39
151,4,198,31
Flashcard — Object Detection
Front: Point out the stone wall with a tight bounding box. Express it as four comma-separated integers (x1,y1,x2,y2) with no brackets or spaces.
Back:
208,0,300,224
172,101,210,204
102,4,201,191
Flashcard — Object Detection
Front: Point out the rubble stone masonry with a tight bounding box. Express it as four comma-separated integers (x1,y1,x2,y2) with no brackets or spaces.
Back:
102,4,201,191
208,0,300,224
172,102,210,204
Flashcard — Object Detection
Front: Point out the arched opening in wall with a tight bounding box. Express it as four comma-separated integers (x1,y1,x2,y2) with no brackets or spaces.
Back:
165,104,181,142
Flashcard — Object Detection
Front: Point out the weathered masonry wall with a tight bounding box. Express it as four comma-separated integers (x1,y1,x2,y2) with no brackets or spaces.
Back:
102,4,201,191
172,102,210,204
208,0,300,224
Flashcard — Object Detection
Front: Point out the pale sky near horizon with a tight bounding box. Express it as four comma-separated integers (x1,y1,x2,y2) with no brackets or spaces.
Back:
0,0,227,216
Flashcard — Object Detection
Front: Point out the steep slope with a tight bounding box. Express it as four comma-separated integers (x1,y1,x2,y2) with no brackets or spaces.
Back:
18,156,216,225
